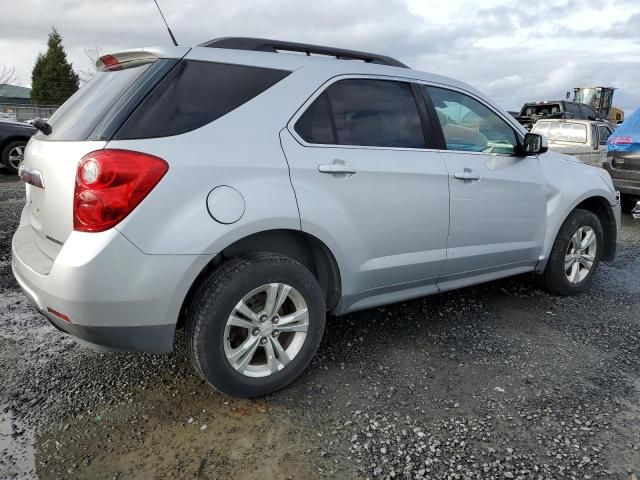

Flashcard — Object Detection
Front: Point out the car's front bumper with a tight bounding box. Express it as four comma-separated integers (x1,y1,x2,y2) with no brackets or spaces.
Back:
11,211,211,353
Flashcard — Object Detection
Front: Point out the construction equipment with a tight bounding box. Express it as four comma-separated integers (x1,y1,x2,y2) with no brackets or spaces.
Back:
572,87,622,123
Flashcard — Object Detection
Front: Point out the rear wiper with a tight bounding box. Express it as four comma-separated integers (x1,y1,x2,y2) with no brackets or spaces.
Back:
32,117,52,135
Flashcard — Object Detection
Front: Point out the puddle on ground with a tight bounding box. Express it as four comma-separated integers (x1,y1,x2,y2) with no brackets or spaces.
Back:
35,377,327,479
0,404,36,479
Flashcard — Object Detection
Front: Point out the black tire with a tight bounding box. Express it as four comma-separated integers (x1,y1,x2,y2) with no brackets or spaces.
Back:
538,209,603,296
1,140,27,174
185,252,325,398
621,194,639,214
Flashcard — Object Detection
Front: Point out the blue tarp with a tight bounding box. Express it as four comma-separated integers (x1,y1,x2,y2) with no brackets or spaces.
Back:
608,108,640,152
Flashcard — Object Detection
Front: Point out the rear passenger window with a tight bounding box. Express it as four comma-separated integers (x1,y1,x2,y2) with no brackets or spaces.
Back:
328,80,425,148
114,61,290,140
294,79,426,148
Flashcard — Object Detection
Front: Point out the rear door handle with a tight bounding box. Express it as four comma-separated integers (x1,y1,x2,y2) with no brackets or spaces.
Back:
453,168,480,181
318,162,357,175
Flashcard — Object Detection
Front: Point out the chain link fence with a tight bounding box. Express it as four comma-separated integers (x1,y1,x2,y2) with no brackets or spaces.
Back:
0,103,59,122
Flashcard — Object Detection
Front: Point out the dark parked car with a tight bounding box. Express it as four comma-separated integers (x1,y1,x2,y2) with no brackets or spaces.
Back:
604,108,640,212
515,100,601,131
1,120,36,174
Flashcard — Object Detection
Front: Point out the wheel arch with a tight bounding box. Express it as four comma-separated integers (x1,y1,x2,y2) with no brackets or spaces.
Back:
537,194,618,273
573,196,617,262
0,135,31,154
176,229,342,329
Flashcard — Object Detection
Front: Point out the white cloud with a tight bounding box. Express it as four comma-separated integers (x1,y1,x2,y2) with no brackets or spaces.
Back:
0,0,639,112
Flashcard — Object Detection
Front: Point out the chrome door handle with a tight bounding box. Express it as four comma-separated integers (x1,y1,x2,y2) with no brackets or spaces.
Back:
318,163,357,175
453,168,480,181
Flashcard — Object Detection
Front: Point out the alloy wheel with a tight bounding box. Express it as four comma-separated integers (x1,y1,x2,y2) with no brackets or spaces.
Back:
564,226,597,284
223,283,309,378
7,144,24,170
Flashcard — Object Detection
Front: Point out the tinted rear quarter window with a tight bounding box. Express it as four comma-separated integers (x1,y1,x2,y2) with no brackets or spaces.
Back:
294,92,334,144
114,61,290,140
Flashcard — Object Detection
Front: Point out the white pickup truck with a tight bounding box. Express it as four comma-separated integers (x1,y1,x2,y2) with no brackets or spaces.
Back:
531,119,614,166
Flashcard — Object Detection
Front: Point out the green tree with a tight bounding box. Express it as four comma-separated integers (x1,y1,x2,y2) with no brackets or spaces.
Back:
31,27,79,105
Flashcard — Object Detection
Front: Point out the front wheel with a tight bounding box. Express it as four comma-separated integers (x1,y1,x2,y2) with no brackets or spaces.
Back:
538,209,603,295
185,252,326,398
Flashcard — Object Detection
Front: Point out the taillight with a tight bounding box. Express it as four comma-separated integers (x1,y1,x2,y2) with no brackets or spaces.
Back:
73,150,168,232
608,136,633,145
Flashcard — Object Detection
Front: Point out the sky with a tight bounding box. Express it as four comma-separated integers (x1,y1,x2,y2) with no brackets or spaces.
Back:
0,0,639,113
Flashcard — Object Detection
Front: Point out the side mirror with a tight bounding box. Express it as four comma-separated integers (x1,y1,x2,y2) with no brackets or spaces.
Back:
522,133,548,156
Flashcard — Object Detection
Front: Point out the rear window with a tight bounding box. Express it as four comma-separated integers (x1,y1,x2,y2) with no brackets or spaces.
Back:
522,104,561,116
532,121,551,136
114,61,290,140
36,63,152,141
547,122,587,143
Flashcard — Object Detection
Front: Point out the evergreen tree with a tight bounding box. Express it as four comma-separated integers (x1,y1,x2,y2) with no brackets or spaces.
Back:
31,27,79,105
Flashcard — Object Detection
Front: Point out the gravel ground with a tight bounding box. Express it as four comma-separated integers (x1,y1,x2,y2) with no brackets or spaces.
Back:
1,170,639,479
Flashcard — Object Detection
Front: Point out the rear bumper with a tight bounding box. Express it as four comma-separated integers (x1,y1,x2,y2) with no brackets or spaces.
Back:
43,311,175,353
11,213,212,353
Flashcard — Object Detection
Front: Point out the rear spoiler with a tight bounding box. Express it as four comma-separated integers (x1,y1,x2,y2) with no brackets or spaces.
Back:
96,46,190,71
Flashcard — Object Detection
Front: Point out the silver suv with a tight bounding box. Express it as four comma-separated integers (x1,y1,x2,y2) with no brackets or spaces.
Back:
12,38,621,397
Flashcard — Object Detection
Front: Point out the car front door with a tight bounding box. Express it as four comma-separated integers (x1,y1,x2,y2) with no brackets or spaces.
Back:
597,124,613,164
420,85,548,290
281,77,450,311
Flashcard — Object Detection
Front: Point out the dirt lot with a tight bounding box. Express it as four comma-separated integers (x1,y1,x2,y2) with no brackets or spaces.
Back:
1,169,639,480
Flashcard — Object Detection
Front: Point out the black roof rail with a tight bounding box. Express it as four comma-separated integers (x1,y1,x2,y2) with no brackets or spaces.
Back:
199,37,409,69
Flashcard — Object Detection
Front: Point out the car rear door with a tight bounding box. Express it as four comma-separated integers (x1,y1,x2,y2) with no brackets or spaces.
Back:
281,77,450,310
419,85,547,289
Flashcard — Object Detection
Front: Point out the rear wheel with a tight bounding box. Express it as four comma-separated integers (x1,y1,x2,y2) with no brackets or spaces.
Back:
538,209,603,295
1,140,27,174
185,252,325,398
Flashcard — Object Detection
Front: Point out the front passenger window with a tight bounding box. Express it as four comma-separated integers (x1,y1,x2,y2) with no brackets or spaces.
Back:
598,125,612,145
423,86,518,155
